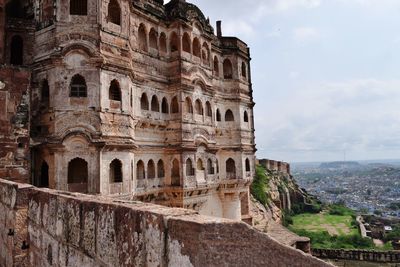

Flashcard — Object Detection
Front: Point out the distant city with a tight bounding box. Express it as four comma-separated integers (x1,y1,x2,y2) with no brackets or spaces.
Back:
292,160,400,218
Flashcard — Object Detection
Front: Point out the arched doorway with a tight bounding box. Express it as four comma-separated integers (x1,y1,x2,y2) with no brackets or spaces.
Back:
38,161,49,188
110,159,123,183
226,158,236,179
171,159,180,186
10,35,23,65
67,158,88,193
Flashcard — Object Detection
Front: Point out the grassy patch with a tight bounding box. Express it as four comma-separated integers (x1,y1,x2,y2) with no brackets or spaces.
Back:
288,210,375,249
289,212,358,236
291,229,375,249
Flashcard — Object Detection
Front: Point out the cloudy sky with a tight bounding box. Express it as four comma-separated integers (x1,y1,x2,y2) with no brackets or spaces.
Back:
179,0,400,162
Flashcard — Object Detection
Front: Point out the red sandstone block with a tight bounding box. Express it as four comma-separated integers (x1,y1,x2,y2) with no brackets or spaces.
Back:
0,68,13,78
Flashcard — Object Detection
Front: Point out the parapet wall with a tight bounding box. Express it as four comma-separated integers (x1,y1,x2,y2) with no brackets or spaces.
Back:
0,178,332,267
312,248,400,263
258,159,291,174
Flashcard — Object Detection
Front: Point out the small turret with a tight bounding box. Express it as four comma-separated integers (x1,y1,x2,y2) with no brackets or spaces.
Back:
217,21,222,37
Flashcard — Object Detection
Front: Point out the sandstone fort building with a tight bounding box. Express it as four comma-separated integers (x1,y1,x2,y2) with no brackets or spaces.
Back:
0,0,256,222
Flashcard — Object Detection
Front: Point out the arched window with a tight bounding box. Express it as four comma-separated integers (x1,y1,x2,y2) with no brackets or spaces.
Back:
6,0,25,18
68,158,88,184
110,159,123,183
213,56,219,77
108,0,121,25
130,88,133,107
201,42,209,65
141,93,149,110
207,159,213,175
226,158,236,179
216,159,219,173
185,97,193,114
225,109,234,122
70,74,87,97
182,32,191,53
241,62,247,78
171,159,180,186
131,160,134,180
10,35,23,65
171,96,179,113
109,79,121,101
41,80,50,105
38,161,49,188
197,159,204,170
161,97,169,114
206,101,212,117
136,160,145,179
70,0,87,15
195,99,203,115
192,37,201,57
216,109,221,121
186,158,194,176
157,160,164,178
151,95,159,112
170,32,179,53
149,28,158,50
223,59,233,79
147,160,155,179
245,158,251,172
159,32,167,53
244,111,249,122
138,24,148,52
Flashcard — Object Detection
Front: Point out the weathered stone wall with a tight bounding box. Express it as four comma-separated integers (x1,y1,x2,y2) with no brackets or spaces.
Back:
0,178,332,267
258,159,290,174
0,179,30,267
0,66,30,183
313,248,400,263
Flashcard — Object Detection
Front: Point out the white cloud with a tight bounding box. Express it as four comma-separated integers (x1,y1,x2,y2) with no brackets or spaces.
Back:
223,20,256,39
293,27,319,43
255,79,400,161
289,71,300,79
273,0,321,11
335,0,400,9
266,31,282,39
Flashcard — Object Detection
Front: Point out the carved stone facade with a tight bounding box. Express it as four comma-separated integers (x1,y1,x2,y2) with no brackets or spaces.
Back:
1,0,256,222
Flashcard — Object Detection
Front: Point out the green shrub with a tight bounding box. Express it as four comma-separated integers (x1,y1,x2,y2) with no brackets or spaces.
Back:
291,203,304,215
251,165,269,205
383,225,400,242
290,229,375,249
328,204,355,216
282,210,293,227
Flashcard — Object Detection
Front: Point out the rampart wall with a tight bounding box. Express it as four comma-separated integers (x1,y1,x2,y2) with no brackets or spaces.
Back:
312,248,400,263
0,178,332,267
258,159,290,174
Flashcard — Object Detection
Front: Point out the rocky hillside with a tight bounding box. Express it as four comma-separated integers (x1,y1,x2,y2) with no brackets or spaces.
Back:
251,161,321,229
250,161,318,252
